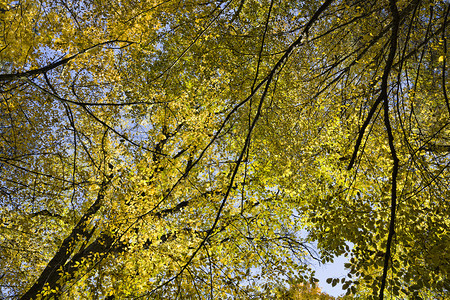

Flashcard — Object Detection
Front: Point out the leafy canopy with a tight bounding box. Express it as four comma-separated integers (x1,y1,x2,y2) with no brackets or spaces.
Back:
0,0,448,299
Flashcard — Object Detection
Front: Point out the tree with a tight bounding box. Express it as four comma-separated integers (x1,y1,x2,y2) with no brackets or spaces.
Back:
274,281,338,299
0,0,448,299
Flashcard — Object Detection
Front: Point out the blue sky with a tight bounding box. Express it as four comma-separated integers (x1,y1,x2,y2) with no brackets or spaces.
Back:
314,254,349,297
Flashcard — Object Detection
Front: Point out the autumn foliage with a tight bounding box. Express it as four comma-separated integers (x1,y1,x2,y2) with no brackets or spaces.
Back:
0,0,448,299
275,282,338,299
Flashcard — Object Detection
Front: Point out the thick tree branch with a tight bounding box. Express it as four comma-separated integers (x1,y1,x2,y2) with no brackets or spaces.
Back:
19,180,110,300
442,5,449,115
379,0,401,299
347,0,420,170
0,40,132,82
29,210,63,220
52,234,127,297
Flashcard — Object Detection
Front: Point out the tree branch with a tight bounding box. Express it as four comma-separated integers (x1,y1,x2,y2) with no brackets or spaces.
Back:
379,0,401,298
0,40,133,82
19,180,110,300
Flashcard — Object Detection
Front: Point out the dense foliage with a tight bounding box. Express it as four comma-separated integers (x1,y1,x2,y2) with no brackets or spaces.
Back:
275,281,339,299
0,0,448,299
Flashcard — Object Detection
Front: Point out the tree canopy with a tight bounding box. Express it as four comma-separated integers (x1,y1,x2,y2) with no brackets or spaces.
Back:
0,0,449,299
